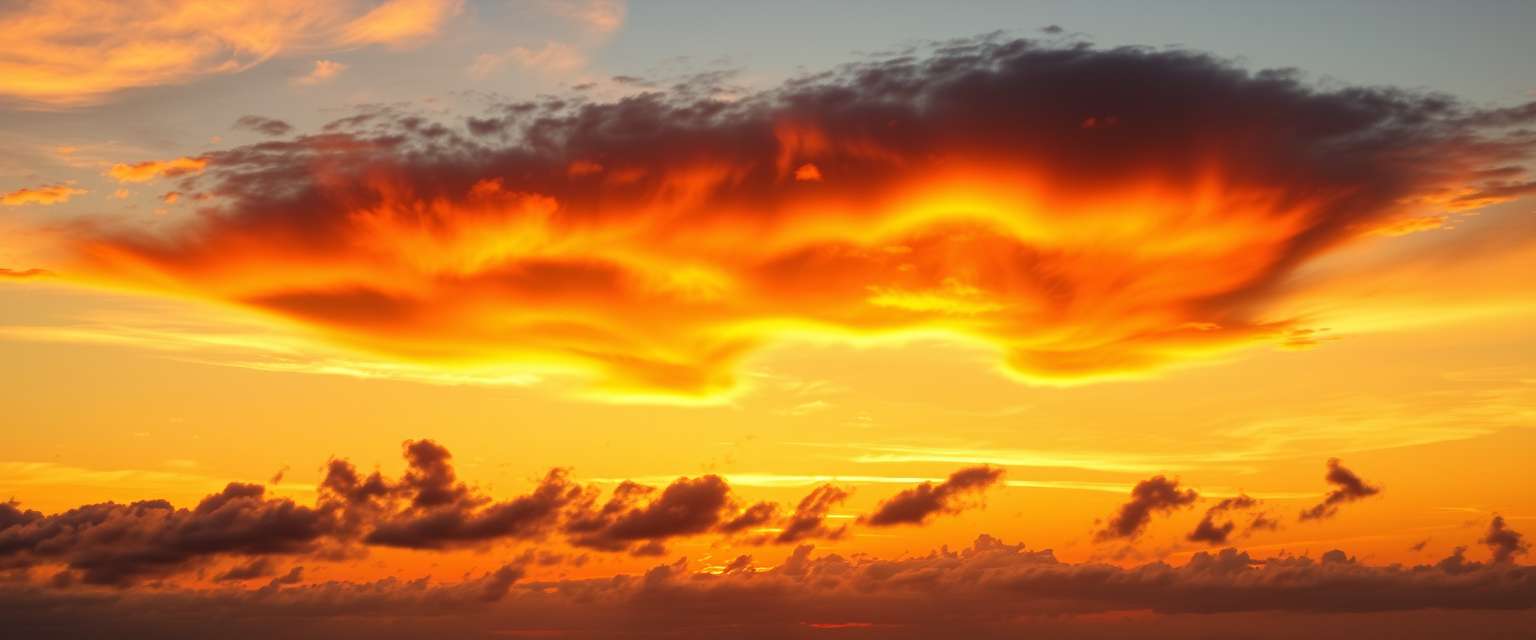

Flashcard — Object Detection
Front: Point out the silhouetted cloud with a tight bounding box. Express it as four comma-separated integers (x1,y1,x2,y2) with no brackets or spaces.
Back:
774,485,850,543
564,476,732,553
0,483,333,586
1483,515,1529,564
1188,494,1264,545
1299,458,1381,521
1096,475,1198,542
215,557,280,582
321,440,584,550
861,466,1003,526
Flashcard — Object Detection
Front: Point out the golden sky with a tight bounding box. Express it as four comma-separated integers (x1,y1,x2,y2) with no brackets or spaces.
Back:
1,2,1535,638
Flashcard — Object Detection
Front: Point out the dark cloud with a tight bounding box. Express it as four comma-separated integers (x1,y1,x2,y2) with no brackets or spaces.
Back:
775,485,850,543
322,440,584,550
233,115,294,137
564,476,732,552
716,501,777,535
0,484,333,586
214,558,277,582
1188,495,1264,545
861,466,1004,527
1483,515,1529,564
1096,475,1199,542
1,535,1532,639
65,36,1536,396
3,441,997,583
1299,458,1382,521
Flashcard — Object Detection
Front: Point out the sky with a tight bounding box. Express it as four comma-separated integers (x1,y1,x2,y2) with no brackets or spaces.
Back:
2,1,1535,638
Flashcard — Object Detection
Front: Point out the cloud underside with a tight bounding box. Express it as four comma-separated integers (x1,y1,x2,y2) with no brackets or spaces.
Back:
51,38,1536,396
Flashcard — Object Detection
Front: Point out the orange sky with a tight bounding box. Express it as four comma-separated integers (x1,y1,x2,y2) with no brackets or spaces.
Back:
1,3,1534,638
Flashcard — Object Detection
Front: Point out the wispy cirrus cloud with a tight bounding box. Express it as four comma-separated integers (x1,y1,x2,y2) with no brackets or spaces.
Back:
0,0,462,106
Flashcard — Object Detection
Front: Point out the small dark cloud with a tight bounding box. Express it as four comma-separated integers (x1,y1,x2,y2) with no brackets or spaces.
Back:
564,476,732,552
861,466,1004,527
1185,494,1259,543
215,558,277,582
1483,515,1529,564
233,115,294,136
1096,476,1198,542
1299,458,1381,521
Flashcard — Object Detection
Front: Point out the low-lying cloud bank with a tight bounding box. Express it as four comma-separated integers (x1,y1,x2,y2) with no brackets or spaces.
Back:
1,533,1531,639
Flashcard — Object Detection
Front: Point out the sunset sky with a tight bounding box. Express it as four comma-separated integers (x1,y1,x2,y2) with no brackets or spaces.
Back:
2,2,1535,638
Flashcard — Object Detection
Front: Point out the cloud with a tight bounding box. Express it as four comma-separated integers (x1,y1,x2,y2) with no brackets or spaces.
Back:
1187,494,1265,545
337,0,462,48
0,535,1532,639
293,60,348,86
214,557,278,582
1096,475,1198,542
0,483,334,586
861,466,1003,527
234,116,295,137
1,441,1000,581
544,0,627,35
468,42,587,78
44,38,1536,397
1299,458,1381,521
107,157,208,183
319,440,583,550
0,268,52,279
564,476,733,552
1483,515,1529,564
0,0,460,105
2,183,85,206
774,484,850,543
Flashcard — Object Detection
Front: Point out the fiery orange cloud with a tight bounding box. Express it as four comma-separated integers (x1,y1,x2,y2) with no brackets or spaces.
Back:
1,183,85,206
107,157,208,183
0,0,460,106
52,40,1536,397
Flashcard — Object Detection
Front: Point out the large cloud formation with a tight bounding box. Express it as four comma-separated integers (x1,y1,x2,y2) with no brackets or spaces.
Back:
58,37,1536,397
1,533,1532,639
